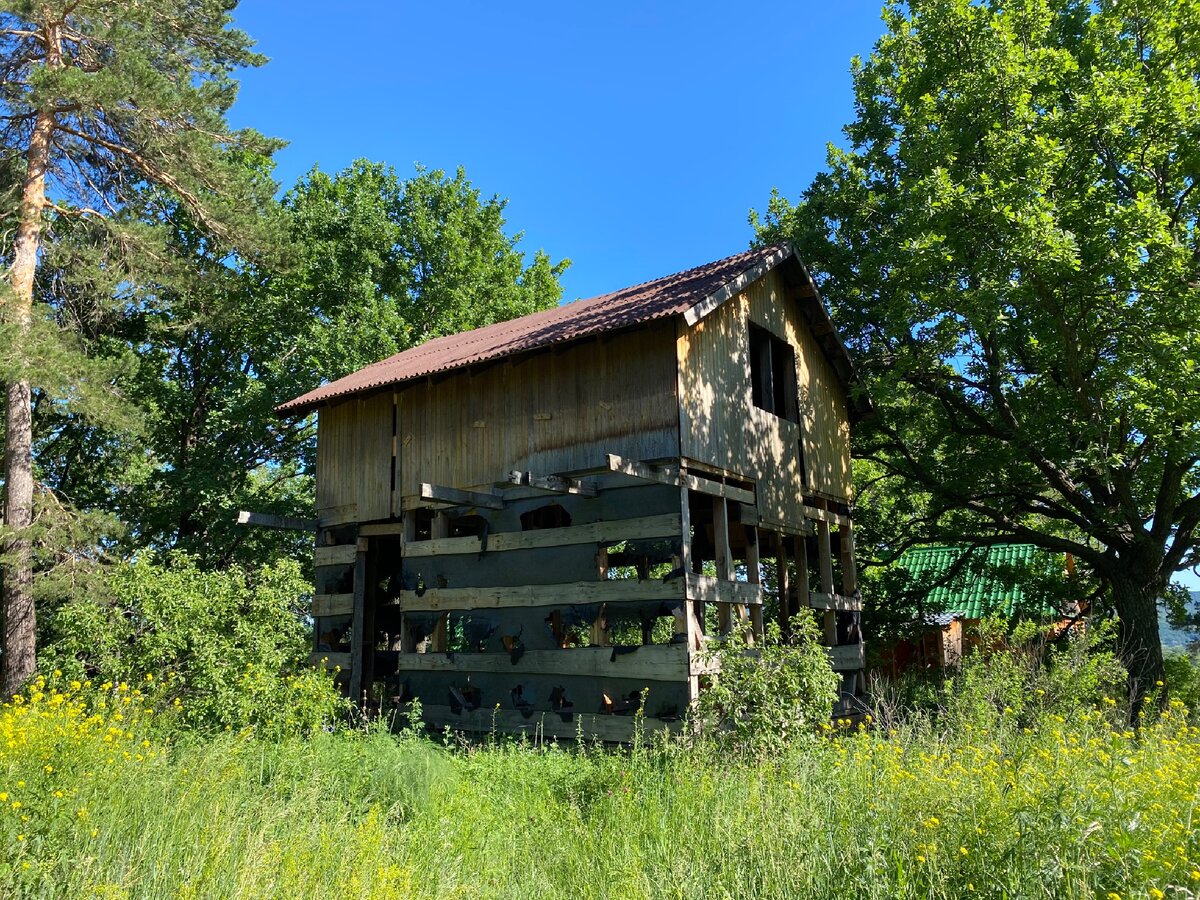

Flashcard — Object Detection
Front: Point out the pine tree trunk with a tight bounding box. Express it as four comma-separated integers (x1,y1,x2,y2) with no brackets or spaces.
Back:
1111,570,1166,719
0,101,54,695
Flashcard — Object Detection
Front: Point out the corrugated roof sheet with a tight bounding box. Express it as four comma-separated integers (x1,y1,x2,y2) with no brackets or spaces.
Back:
899,544,1050,619
277,243,846,416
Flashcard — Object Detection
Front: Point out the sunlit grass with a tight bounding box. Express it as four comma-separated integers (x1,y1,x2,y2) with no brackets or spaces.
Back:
2,674,1199,898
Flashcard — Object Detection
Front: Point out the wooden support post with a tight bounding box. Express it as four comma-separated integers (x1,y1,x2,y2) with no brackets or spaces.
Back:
746,525,763,644
590,603,610,647
680,483,701,699
793,534,810,643
840,522,858,594
776,537,790,639
429,514,449,652
713,495,733,635
818,520,836,646
349,536,370,703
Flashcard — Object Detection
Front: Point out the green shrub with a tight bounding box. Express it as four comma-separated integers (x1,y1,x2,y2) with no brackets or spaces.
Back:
943,617,1126,732
692,614,839,757
1165,650,1200,714
39,552,346,737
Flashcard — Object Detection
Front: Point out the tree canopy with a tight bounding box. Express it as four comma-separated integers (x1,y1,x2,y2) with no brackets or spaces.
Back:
755,0,1200,699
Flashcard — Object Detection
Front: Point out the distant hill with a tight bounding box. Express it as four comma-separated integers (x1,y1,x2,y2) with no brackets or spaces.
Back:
1160,590,1199,652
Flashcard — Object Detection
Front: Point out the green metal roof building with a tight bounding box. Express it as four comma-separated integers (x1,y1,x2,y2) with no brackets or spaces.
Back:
899,543,1052,619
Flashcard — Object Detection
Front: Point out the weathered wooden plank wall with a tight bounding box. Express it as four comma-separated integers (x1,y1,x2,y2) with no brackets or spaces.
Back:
676,267,852,519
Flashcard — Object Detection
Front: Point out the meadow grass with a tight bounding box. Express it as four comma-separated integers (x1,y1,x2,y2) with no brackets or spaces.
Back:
2,675,1199,899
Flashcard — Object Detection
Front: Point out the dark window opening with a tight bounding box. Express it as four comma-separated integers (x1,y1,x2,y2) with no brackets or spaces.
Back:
521,503,571,530
749,323,799,422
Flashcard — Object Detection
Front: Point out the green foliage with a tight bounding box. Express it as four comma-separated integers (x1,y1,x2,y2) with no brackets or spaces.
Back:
754,0,1200,692
282,160,571,381
693,616,840,757
38,553,345,737
943,617,1126,731
1164,651,1200,715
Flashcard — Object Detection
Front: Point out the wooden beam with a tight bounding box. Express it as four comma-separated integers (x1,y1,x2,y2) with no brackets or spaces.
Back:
817,521,836,646
793,534,810,623
686,574,765,607
313,593,354,617
401,513,682,558
505,470,598,498
746,525,764,642
840,522,858,595
391,645,690,682
419,482,503,510
827,643,865,671
391,578,685,612
684,473,755,506
314,545,357,567
808,592,863,612
316,504,357,528
605,453,677,486
714,496,733,636
348,537,369,701
236,510,317,531
802,504,852,528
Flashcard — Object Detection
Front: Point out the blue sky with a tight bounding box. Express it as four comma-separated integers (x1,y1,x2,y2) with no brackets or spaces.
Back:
226,1,888,303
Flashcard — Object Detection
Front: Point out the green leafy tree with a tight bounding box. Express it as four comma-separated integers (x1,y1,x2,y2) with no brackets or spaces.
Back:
0,0,278,693
283,160,570,381
755,0,1200,703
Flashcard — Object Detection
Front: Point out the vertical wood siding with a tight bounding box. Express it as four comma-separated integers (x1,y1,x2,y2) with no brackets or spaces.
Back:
677,268,852,519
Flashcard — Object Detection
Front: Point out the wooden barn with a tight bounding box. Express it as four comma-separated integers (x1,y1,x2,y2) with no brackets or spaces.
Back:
276,243,869,741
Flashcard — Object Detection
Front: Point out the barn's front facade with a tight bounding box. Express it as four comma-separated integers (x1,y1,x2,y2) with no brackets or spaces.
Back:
278,243,868,741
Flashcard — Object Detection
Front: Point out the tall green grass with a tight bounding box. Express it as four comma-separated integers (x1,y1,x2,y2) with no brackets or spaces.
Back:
3,675,1199,899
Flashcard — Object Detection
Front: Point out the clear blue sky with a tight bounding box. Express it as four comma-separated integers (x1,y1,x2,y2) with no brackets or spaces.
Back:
226,1,889,304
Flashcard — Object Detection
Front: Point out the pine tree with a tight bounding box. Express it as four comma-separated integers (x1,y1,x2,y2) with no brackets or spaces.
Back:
0,0,276,693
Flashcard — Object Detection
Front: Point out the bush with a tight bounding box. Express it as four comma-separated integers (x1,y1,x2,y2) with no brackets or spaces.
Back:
692,614,839,757
39,552,346,737
1165,651,1200,715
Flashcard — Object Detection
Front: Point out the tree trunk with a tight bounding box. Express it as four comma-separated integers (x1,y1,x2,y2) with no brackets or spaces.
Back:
0,99,54,695
1111,570,1166,720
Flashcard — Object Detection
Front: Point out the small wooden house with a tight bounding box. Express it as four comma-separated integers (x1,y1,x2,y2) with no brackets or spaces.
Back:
278,243,869,741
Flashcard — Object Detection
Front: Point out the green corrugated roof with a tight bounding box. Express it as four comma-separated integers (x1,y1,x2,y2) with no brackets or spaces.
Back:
898,544,1048,619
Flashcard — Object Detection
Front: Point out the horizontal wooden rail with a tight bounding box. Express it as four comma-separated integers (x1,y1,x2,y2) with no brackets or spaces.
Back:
390,578,685,612
826,643,865,670
687,575,764,606
391,645,690,682
802,504,852,528
400,513,681,558
808,591,862,611
314,545,357,567
313,593,354,617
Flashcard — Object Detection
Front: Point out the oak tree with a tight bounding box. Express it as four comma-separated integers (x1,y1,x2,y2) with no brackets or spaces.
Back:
756,0,1200,701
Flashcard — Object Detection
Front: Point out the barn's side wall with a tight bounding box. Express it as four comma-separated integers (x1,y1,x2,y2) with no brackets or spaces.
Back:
314,320,680,523
676,267,852,524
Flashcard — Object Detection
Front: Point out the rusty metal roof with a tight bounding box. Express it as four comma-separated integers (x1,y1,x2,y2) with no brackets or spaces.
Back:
277,243,855,416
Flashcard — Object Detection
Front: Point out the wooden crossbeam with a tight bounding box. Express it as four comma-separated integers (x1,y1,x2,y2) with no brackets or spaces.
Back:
419,482,503,510
236,510,317,531
605,453,677,485
506,470,598,498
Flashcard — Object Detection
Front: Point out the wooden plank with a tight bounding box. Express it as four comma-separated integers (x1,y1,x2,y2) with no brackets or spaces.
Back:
686,574,764,606
393,645,690,682
401,513,682,558
313,593,354,617
316,504,357,527
802,504,853,528
310,652,351,671
840,522,858,594
415,705,681,743
314,545,357,567
391,578,686,612
827,643,865,670
714,496,733,635
684,473,756,506
349,537,369,701
419,482,504,510
236,510,317,531
605,453,677,485
776,537,790,635
506,470,598,498
746,525,764,642
808,592,863,612
818,520,836,645
359,521,406,537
